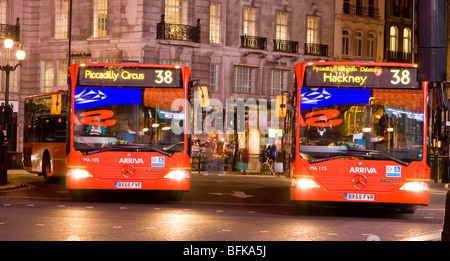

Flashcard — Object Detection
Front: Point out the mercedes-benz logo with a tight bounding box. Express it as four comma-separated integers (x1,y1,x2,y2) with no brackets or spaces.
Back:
352,174,367,189
122,165,135,178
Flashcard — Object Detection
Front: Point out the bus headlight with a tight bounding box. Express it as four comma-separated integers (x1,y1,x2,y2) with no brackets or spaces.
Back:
164,170,190,180
291,178,320,189
67,169,93,179
399,181,429,192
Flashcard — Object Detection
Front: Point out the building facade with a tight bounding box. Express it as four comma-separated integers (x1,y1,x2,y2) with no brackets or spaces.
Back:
334,0,385,61
1,0,336,171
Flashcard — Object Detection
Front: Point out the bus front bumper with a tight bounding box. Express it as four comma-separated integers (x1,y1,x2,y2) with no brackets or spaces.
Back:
66,177,190,191
290,187,429,206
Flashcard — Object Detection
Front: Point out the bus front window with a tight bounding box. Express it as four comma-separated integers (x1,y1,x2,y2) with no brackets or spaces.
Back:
299,88,424,164
73,86,185,155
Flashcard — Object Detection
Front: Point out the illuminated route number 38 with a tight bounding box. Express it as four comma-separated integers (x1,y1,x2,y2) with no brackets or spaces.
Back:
390,69,411,85
155,70,173,84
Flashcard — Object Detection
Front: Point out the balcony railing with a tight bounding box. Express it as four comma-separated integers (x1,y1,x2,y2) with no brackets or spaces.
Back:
387,51,413,63
343,3,380,19
0,18,20,41
240,35,267,50
156,15,200,43
273,39,298,53
304,43,328,57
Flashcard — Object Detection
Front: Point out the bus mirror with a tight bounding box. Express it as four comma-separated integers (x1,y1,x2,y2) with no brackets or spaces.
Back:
51,94,62,115
276,94,288,118
197,86,209,107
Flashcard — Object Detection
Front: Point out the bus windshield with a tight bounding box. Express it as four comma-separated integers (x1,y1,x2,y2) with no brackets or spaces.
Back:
299,87,424,165
73,86,185,155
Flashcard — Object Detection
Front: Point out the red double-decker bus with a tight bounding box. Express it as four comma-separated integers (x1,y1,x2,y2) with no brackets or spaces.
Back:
288,61,429,213
25,63,196,200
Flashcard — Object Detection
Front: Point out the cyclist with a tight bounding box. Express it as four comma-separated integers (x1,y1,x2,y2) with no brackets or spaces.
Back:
263,144,277,163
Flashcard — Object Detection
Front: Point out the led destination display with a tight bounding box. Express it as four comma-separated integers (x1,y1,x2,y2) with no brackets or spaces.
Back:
78,66,182,88
305,65,419,89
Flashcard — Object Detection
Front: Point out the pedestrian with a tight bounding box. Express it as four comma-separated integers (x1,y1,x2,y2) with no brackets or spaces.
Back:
0,124,5,145
203,143,214,175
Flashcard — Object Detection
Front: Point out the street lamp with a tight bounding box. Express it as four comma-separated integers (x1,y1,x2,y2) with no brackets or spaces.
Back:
0,38,25,184
1,38,25,112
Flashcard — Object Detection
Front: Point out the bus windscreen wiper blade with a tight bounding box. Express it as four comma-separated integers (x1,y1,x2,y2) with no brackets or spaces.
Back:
131,144,172,156
84,144,172,156
83,146,134,155
309,154,371,164
342,148,410,166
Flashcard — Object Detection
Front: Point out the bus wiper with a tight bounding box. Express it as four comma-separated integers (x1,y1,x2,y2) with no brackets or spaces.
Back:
83,146,135,155
342,148,410,166
83,144,172,156
309,154,371,164
131,144,172,156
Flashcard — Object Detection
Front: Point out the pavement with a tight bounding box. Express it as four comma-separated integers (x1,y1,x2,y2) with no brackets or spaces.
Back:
0,169,32,191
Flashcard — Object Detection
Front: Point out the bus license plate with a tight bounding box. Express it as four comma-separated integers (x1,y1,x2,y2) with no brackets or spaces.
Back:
345,193,375,201
115,182,142,189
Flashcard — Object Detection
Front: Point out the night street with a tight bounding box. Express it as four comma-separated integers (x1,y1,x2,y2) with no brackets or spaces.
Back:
0,170,447,242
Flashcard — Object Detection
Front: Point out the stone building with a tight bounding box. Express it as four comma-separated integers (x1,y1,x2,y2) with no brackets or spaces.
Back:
0,0,336,171
334,0,385,61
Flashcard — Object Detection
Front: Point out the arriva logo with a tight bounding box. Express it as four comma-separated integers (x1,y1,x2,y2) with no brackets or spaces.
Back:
119,158,144,164
349,167,377,174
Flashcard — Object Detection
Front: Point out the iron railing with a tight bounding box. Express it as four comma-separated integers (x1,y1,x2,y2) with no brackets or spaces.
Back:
156,15,200,43
240,35,267,50
387,51,413,63
0,18,20,41
273,39,298,53
304,43,328,57
343,3,380,19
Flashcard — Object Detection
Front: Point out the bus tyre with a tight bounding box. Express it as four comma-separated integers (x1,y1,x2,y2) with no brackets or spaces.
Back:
167,191,184,201
69,189,86,200
400,204,417,214
294,201,323,214
42,153,52,183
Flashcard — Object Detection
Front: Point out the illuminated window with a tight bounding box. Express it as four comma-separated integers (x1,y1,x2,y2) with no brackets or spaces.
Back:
243,6,257,36
403,28,411,54
57,59,68,86
0,0,6,24
276,11,288,40
389,26,398,52
43,61,55,93
165,0,185,24
210,2,221,44
306,16,318,44
55,0,69,40
93,0,108,38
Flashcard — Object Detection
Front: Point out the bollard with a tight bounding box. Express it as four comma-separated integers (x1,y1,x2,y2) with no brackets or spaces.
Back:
442,190,450,241
0,145,7,183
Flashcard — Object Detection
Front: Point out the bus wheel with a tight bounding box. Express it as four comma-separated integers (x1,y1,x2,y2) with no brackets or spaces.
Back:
167,191,184,201
42,153,52,183
400,205,417,214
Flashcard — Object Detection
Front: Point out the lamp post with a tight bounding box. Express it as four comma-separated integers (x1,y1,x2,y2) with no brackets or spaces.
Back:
1,39,25,112
0,38,25,183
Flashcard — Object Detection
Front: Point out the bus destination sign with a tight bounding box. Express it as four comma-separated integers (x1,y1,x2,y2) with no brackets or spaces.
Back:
78,66,182,88
305,65,419,89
